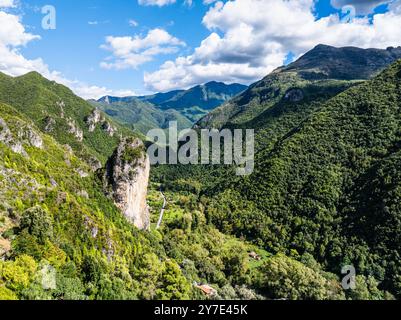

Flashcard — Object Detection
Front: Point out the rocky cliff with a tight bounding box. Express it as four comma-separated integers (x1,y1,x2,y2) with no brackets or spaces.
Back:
104,137,150,230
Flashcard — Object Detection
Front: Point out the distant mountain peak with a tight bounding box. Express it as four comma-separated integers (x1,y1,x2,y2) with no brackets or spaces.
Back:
198,44,401,129
283,44,401,81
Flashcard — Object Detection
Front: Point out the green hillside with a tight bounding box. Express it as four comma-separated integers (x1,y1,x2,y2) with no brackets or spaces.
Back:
203,60,401,297
0,71,133,164
0,101,272,300
198,45,401,130
0,102,187,300
1,45,400,300
152,47,401,299
0,77,358,301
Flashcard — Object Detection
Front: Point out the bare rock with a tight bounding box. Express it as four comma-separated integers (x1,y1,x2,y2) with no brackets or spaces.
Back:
85,108,103,132
44,116,56,132
0,118,27,156
56,100,65,118
18,125,43,149
67,118,83,142
88,156,102,171
102,121,116,137
104,137,150,230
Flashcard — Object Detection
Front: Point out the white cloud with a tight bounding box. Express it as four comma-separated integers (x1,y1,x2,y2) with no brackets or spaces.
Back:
60,79,137,99
144,0,401,92
100,28,185,70
138,0,176,7
0,10,135,99
0,0,15,8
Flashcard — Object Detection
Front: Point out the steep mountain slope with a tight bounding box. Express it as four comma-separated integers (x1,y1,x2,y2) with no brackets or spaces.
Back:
204,60,401,297
0,100,351,301
198,45,401,129
0,101,194,300
152,46,401,298
0,71,133,165
96,81,247,134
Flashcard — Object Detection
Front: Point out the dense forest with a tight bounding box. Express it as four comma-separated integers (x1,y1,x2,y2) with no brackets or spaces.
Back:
1,44,401,300
155,55,401,299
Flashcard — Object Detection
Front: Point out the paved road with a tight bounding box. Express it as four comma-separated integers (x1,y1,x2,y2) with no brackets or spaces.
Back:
156,188,167,229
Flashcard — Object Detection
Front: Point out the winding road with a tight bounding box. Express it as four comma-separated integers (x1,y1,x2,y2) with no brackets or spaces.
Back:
156,188,167,229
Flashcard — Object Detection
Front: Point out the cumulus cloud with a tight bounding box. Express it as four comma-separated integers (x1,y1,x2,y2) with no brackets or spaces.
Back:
331,0,392,14
0,0,16,8
0,11,46,76
100,28,185,70
144,0,401,92
0,10,135,99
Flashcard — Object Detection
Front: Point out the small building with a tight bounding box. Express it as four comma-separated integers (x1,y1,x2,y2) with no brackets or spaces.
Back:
196,284,217,297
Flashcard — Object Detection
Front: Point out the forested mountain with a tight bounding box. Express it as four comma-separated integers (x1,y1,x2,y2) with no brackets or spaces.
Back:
198,45,401,130
138,81,247,112
93,81,247,134
1,69,343,301
2,44,401,301
0,71,133,165
208,61,401,292
154,46,401,299
0,72,268,301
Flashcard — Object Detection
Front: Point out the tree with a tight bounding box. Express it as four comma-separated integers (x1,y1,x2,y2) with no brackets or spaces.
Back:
156,260,191,300
20,206,53,244
258,254,344,300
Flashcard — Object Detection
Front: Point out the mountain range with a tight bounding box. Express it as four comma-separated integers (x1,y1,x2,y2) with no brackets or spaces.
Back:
2,44,401,300
92,81,247,134
198,44,401,129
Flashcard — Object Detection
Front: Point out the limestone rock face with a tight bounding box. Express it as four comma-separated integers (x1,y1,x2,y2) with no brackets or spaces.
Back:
105,137,150,230
86,108,102,132
86,108,117,136
0,118,43,156
67,118,83,141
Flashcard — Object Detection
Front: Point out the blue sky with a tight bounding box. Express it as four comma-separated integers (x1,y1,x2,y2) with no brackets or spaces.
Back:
0,0,398,98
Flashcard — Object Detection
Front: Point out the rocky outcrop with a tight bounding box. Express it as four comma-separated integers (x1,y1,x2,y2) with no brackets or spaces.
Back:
67,118,83,142
88,156,102,171
86,108,102,132
44,116,56,133
85,108,117,136
0,118,43,156
104,137,150,230
18,125,43,149
56,100,65,119
102,121,116,137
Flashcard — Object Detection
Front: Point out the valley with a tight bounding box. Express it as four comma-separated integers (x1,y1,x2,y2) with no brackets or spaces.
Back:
91,81,247,134
1,44,401,301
